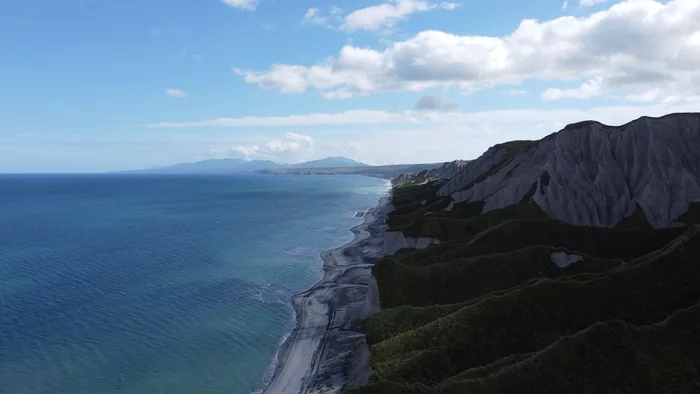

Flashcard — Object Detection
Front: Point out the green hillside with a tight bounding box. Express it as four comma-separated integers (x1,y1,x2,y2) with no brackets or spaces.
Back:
353,303,700,394
350,179,699,394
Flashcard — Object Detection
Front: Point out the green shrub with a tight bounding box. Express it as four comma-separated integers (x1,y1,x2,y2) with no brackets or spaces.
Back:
374,246,621,308
366,228,700,386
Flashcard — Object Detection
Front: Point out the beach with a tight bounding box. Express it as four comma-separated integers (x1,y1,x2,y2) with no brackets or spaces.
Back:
263,195,391,394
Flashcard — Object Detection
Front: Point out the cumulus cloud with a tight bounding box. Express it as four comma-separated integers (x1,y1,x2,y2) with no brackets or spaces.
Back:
220,0,259,10
238,0,700,102
541,78,604,100
209,133,384,164
166,89,187,99
301,0,458,32
580,0,608,7
414,95,459,111
218,132,315,162
229,133,314,160
342,0,459,32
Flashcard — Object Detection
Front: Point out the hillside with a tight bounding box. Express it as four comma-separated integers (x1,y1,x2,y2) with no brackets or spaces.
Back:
350,113,700,394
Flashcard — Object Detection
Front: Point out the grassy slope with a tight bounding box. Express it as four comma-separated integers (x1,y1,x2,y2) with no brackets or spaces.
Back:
679,202,700,225
351,302,700,394
400,203,548,241
398,219,686,267
351,176,699,393
367,228,700,386
374,246,621,308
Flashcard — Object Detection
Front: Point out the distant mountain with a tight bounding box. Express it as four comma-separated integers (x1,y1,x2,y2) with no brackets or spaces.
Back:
120,158,283,174
288,156,369,169
120,157,369,174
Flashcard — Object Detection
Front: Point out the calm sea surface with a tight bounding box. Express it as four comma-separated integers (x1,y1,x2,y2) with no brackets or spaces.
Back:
0,174,388,394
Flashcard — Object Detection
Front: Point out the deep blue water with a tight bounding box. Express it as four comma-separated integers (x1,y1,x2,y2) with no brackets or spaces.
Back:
0,174,388,394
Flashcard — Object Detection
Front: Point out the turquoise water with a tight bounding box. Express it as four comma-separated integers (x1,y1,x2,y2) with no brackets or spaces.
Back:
0,174,388,394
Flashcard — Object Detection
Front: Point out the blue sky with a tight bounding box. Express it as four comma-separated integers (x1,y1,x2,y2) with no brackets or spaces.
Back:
1,0,699,172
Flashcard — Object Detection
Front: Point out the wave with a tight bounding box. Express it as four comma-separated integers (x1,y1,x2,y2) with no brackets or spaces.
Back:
282,246,321,256
249,286,297,394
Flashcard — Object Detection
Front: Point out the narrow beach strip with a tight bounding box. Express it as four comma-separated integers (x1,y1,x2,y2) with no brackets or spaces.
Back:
263,196,390,394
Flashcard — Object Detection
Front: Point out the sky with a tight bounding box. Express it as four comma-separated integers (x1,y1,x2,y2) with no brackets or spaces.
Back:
1,0,699,172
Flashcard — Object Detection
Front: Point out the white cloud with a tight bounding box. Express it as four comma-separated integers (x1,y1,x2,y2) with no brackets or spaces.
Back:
261,23,276,30
541,77,604,100
210,133,384,164
414,95,459,111
224,132,315,161
237,0,700,102
562,0,569,11
507,89,528,96
301,8,332,27
342,0,459,32
580,0,608,7
166,89,187,99
302,1,458,33
220,0,259,10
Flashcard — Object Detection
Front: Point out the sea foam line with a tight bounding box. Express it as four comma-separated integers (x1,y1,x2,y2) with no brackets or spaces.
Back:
252,182,390,394
250,295,297,394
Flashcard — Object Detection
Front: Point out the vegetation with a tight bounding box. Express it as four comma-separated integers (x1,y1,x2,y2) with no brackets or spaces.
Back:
351,303,700,394
374,246,621,308
497,140,539,154
399,203,548,241
614,203,653,229
399,219,685,267
349,178,699,394
679,202,700,225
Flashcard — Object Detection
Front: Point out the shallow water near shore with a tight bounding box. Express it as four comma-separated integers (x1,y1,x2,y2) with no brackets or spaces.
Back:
0,174,388,394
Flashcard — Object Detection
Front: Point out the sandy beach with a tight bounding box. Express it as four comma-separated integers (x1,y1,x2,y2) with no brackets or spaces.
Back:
263,196,390,394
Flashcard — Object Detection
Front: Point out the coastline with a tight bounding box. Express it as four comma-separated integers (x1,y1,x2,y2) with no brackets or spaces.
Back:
261,194,391,394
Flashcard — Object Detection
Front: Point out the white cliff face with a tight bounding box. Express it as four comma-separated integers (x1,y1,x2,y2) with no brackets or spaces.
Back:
383,231,440,255
438,113,700,228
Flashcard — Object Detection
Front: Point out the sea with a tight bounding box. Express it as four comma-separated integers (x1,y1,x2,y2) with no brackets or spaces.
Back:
0,173,389,394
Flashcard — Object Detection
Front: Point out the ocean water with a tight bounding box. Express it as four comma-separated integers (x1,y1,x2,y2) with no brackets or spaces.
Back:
0,174,388,394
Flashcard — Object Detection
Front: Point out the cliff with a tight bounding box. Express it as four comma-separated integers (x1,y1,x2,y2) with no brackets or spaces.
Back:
392,160,469,186
438,113,700,228
351,112,700,394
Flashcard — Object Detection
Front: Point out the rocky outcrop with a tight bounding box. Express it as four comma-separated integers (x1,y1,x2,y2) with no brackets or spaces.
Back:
392,160,469,186
437,113,700,228
550,251,584,269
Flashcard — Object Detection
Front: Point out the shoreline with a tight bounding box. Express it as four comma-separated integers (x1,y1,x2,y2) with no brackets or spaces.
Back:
261,194,391,394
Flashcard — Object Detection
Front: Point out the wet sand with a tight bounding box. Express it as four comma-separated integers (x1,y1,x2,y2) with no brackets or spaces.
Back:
263,197,390,394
